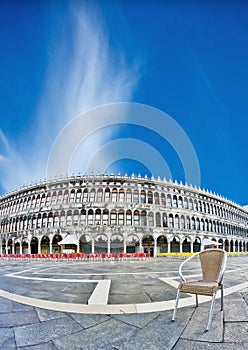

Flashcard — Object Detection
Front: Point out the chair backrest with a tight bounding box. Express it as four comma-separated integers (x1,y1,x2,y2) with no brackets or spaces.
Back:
199,248,226,282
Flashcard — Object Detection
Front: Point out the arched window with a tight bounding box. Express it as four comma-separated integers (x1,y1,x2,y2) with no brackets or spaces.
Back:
95,209,101,225
52,192,57,205
156,212,161,227
178,196,183,208
167,195,172,207
76,190,82,203
31,196,36,208
154,192,159,205
45,193,51,206
186,216,190,229
189,199,193,210
161,193,166,206
112,189,118,202
60,211,66,227
104,188,110,202
81,209,86,225
42,213,47,228
110,210,117,225
54,212,59,227
148,212,154,227
141,211,147,226
103,209,109,225
162,213,167,227
48,212,53,228
191,217,196,230
119,189,125,202
184,197,188,209
134,210,140,226
57,191,62,204
97,189,103,202
66,210,72,226
141,190,146,203
196,218,200,230
62,191,68,204
180,215,185,229
147,191,153,204
89,189,95,202
173,195,178,207
118,210,124,225
194,200,198,211
175,215,179,228
126,210,132,226
168,214,174,228
70,190,75,203
88,209,94,225
133,190,139,203
126,189,132,203
83,189,88,203
73,210,79,226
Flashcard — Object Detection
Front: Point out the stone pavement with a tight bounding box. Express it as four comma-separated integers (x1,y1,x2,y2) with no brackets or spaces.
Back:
0,257,247,349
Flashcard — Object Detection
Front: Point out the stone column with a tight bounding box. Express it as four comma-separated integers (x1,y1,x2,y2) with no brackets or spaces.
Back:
190,240,194,253
20,241,23,255
167,239,171,253
154,237,157,258
107,237,111,254
38,237,41,254
179,240,183,253
123,239,127,253
91,239,95,253
49,240,52,254
139,238,142,253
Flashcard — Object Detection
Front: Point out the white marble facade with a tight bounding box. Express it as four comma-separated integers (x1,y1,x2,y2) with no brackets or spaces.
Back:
0,174,247,256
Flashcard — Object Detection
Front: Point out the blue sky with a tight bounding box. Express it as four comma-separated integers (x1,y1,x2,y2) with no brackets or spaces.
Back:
0,0,247,206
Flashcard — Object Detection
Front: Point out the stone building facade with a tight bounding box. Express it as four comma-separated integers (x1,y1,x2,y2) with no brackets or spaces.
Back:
0,174,247,256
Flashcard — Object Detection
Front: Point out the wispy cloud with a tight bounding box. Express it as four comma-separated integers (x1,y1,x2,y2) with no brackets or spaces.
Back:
0,2,138,194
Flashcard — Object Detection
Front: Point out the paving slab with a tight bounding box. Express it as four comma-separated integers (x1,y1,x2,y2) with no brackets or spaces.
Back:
53,318,138,350
0,328,16,350
181,303,224,342
224,322,248,343
14,315,83,347
224,297,248,321
120,311,192,350
0,310,39,327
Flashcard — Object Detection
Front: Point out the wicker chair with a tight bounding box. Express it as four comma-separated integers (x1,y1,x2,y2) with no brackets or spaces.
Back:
172,248,227,331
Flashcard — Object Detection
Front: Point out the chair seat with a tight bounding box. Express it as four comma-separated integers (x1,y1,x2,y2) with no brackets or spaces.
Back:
179,279,219,296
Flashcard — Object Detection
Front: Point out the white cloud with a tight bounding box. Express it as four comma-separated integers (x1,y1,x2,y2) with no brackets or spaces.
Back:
0,2,138,193
0,154,9,162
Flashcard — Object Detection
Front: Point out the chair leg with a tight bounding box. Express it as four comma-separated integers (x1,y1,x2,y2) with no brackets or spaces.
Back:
206,294,216,331
172,290,180,321
195,294,198,307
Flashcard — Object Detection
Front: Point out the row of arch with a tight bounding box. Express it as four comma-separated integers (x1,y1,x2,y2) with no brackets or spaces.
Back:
1,187,247,224
1,209,247,237
1,233,247,256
